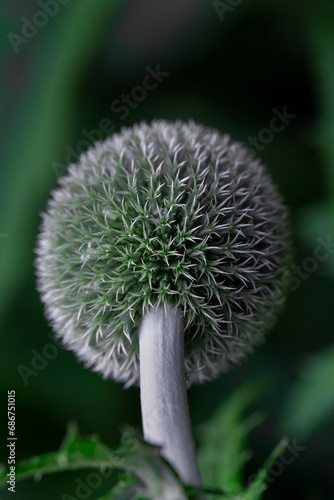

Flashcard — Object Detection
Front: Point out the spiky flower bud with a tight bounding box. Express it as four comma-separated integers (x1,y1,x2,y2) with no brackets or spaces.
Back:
35,120,290,388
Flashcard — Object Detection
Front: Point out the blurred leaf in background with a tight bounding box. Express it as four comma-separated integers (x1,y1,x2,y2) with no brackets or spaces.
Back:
280,345,334,441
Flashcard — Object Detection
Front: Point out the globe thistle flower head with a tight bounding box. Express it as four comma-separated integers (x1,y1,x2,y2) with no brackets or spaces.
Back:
35,120,291,387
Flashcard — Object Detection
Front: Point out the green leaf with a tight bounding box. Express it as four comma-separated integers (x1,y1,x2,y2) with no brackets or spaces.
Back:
0,424,186,499
117,427,187,499
98,472,148,500
280,344,334,439
305,4,334,232
0,423,121,486
0,0,127,321
197,380,266,497
240,438,288,500
0,404,288,500
184,485,228,499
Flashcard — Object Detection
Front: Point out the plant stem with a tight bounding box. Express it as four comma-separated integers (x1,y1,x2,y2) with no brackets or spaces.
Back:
139,303,202,487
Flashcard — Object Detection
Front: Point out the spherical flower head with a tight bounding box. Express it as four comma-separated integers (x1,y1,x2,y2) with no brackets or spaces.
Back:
35,120,291,387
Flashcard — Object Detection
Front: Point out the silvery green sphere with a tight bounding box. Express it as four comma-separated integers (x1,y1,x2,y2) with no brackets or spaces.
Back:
35,120,290,387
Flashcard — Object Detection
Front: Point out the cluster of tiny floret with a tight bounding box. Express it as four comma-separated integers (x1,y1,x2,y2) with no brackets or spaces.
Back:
35,120,290,387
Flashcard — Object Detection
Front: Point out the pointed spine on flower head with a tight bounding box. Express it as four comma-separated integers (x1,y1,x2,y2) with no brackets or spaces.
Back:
35,119,291,486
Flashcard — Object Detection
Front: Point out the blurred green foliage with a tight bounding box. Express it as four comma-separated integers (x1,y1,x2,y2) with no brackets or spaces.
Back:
0,0,334,498
0,386,289,500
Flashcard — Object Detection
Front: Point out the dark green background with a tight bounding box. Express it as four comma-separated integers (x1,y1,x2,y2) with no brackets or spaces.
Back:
1,0,334,498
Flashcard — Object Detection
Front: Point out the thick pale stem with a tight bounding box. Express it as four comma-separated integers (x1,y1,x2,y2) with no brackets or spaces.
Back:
139,303,202,487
